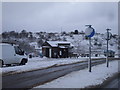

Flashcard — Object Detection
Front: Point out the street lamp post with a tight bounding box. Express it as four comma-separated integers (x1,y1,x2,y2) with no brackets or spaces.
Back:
106,28,111,67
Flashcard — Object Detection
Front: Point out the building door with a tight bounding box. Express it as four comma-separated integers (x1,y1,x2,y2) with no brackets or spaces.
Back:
45,48,49,57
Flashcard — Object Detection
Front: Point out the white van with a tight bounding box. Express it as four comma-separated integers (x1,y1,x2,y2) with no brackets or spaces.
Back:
0,43,28,67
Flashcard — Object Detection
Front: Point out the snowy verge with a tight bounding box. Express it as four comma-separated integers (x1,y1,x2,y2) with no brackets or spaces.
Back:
2,56,117,76
34,60,118,88
1,57,88,75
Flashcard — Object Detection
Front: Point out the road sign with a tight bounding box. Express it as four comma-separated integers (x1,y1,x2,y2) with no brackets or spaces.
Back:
85,25,95,72
85,26,95,37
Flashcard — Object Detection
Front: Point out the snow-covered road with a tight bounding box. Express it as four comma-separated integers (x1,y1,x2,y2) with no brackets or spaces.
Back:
1,56,111,75
1,57,89,75
35,60,118,88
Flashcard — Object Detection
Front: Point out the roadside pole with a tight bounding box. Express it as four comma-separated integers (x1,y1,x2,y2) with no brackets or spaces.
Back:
85,25,95,72
106,30,109,67
89,37,92,72
106,29,111,67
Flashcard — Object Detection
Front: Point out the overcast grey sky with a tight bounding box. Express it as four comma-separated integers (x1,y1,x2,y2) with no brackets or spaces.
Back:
2,2,118,34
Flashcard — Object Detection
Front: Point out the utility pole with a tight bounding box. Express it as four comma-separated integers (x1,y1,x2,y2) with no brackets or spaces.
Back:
106,28,111,67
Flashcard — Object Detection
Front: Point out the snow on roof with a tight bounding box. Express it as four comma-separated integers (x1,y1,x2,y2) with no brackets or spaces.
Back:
47,41,74,47
59,46,66,48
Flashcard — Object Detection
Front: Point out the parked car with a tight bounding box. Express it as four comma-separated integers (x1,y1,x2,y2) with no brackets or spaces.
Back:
0,43,28,67
104,50,115,57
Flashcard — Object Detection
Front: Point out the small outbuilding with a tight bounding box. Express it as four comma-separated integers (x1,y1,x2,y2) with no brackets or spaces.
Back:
42,41,74,58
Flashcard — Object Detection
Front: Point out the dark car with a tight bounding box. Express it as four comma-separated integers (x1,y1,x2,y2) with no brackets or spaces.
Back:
104,50,115,57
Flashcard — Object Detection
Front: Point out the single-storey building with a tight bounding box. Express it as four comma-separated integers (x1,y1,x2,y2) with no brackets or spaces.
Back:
42,41,74,58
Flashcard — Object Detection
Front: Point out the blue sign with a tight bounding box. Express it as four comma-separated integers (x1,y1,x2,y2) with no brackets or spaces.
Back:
85,27,95,37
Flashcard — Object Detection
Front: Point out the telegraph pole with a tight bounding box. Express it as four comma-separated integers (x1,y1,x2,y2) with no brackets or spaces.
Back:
106,28,111,67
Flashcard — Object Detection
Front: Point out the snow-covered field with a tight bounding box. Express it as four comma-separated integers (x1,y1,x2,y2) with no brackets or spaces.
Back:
2,57,89,75
35,60,118,88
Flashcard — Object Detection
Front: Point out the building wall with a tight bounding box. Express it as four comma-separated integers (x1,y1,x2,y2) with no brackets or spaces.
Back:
42,42,70,58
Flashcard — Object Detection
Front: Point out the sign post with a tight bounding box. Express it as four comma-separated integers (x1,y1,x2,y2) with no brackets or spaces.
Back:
105,29,112,67
89,37,92,72
85,25,95,72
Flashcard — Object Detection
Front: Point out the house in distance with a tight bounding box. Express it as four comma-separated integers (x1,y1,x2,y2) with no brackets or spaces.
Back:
42,41,74,58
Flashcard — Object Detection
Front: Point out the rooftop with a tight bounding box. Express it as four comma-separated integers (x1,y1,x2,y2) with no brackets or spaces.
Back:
47,41,74,47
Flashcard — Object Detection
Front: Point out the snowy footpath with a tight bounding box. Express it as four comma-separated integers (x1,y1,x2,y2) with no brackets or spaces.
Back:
34,60,118,88
1,57,89,75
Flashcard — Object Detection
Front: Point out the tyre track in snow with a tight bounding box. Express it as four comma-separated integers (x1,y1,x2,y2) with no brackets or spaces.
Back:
2,59,119,89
